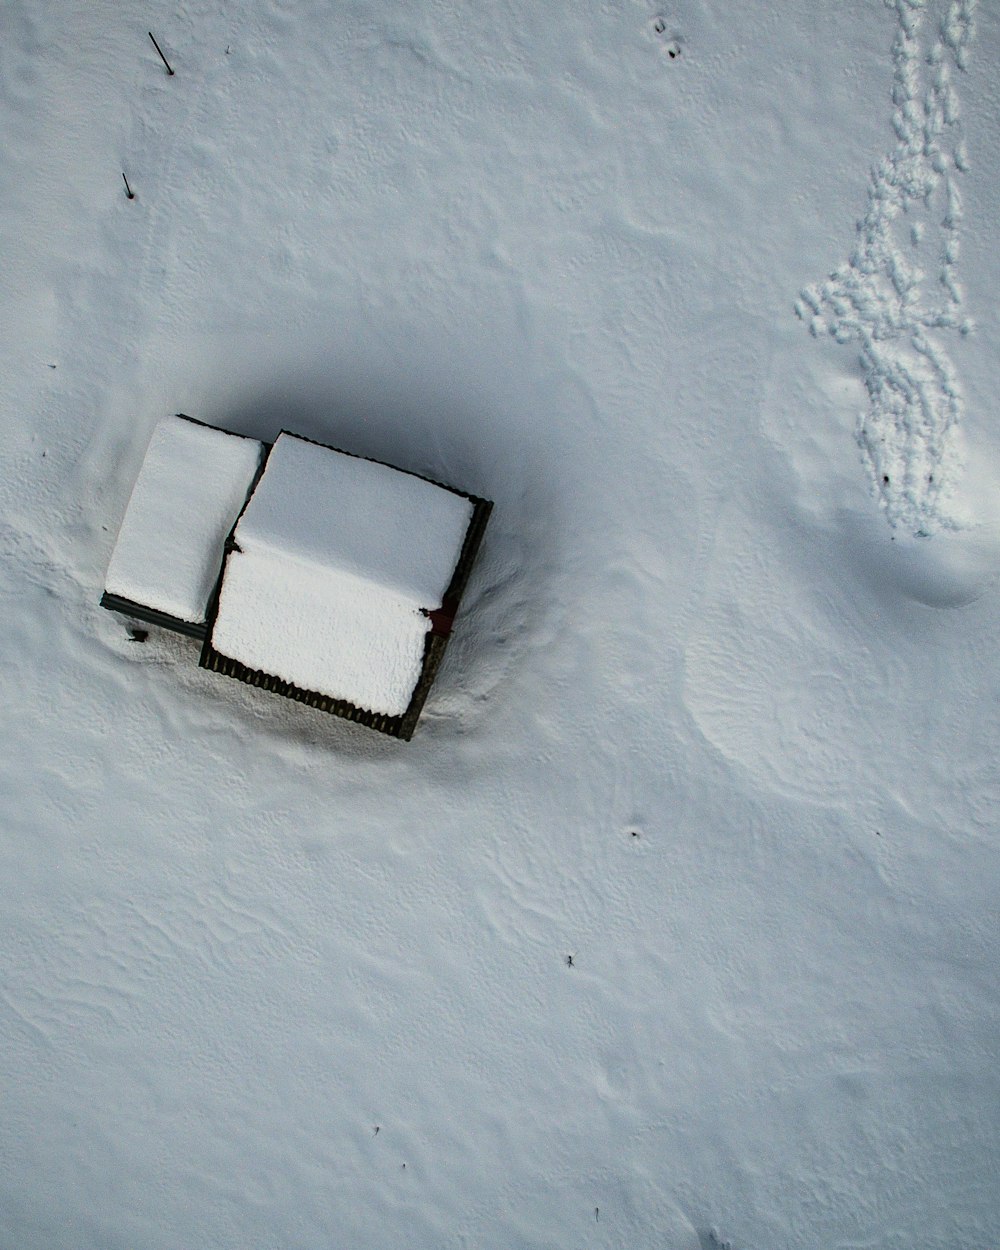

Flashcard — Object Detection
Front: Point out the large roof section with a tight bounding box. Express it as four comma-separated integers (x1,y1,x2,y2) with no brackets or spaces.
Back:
204,433,483,723
234,432,474,609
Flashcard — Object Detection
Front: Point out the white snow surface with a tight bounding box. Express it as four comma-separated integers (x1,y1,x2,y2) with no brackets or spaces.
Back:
103,415,263,623
2,2,1000,1249
212,546,431,716
234,432,474,607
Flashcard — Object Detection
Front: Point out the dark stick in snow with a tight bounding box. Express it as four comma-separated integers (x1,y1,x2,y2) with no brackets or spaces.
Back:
148,32,174,75
122,173,135,199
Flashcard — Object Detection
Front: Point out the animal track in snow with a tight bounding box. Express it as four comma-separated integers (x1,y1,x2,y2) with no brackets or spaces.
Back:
649,16,682,59
797,0,977,536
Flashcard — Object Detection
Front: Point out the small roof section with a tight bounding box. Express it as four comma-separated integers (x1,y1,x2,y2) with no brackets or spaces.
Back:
103,415,263,628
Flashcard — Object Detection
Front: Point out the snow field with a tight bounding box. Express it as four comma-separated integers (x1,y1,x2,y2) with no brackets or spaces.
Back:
1,2,998,1249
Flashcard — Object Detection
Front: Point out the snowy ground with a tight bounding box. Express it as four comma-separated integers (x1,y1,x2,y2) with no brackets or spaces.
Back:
2,1,998,1247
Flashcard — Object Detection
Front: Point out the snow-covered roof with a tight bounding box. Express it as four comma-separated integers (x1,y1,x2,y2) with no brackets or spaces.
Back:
104,416,263,625
206,434,475,719
233,433,473,608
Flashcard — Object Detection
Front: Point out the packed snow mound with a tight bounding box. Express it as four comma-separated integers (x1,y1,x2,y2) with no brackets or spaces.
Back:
850,514,1000,608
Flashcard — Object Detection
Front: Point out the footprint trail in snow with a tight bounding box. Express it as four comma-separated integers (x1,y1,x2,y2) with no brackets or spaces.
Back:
798,0,977,536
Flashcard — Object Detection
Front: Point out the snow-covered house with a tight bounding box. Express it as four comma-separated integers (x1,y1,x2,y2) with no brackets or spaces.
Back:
102,414,492,739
